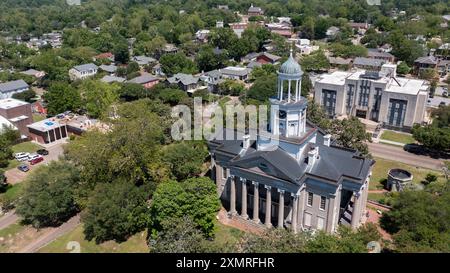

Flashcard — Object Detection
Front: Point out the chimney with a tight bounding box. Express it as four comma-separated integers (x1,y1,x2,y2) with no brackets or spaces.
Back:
308,146,318,167
243,134,250,150
324,134,331,147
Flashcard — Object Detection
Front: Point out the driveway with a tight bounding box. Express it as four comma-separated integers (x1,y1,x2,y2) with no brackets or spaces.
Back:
368,142,444,170
4,141,66,185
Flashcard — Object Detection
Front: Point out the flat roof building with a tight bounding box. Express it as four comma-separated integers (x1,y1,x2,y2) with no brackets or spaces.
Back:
0,98,33,138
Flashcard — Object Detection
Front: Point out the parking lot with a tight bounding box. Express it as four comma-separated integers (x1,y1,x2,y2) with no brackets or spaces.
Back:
5,141,66,185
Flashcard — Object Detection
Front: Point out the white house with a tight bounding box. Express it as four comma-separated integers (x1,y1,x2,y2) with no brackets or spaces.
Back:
0,80,30,99
69,63,98,80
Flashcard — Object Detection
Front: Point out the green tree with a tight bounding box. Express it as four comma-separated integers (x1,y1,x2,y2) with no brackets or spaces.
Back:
159,52,198,76
82,180,151,243
329,117,371,156
44,82,82,115
118,83,148,101
150,177,220,238
412,125,450,151
149,216,210,253
195,45,228,72
0,126,20,168
246,74,277,102
217,79,245,96
380,186,450,252
397,62,411,75
300,50,330,72
12,89,36,103
306,100,331,130
113,41,129,64
301,73,313,97
16,161,80,228
79,80,119,119
161,142,208,181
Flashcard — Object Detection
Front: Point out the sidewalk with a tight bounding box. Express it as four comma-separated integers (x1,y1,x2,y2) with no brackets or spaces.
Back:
378,139,405,147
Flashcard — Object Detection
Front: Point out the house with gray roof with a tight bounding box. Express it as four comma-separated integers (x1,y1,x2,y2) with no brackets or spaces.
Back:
101,75,126,84
208,51,373,234
99,64,117,75
127,73,159,89
166,73,200,92
69,63,98,80
353,57,385,71
132,55,157,67
248,4,264,16
367,48,395,63
0,80,29,99
220,66,252,81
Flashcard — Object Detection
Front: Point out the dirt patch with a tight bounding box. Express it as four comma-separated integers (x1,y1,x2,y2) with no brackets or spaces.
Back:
0,226,52,253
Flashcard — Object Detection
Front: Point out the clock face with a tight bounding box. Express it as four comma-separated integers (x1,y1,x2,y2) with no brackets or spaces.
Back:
278,110,287,119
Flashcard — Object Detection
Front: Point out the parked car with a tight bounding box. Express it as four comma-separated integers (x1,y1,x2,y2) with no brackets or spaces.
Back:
30,156,44,165
27,153,41,161
36,149,49,156
403,144,425,155
17,164,30,172
15,152,30,161
439,101,446,107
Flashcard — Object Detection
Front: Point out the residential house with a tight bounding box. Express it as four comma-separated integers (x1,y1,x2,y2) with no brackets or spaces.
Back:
256,52,282,64
20,69,45,79
326,26,340,39
99,64,117,75
348,22,369,35
132,55,157,67
93,52,115,62
220,66,252,81
195,30,210,43
314,64,429,131
209,53,373,234
0,80,29,99
367,48,395,63
167,73,200,93
217,5,229,10
248,4,264,16
127,74,159,89
353,57,385,71
413,56,438,74
328,57,353,68
69,63,98,80
200,70,223,92
101,75,126,84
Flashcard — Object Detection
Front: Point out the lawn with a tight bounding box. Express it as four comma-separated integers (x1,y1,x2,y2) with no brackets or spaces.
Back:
380,130,415,144
39,225,149,253
210,221,244,250
32,114,46,122
0,223,27,252
370,157,446,191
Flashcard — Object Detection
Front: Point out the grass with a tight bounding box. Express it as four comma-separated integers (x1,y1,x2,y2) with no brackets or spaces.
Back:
370,157,446,191
11,142,43,154
39,225,149,253
211,221,244,249
380,130,415,144
0,184,23,201
0,223,27,252
32,114,46,122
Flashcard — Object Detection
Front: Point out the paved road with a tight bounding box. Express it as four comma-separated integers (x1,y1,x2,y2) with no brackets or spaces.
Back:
18,214,80,253
5,142,65,185
0,210,18,230
368,142,444,170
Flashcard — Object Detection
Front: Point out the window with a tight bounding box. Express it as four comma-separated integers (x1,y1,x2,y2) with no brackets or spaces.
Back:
307,192,313,207
317,217,325,230
320,196,326,210
222,167,227,179
304,213,312,227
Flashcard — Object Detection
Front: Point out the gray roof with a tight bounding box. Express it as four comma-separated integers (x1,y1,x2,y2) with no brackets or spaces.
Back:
73,63,98,72
247,61,262,69
414,56,438,65
279,51,303,75
259,52,282,62
221,67,252,77
20,69,43,76
132,55,156,65
209,127,373,184
99,64,117,73
101,75,126,83
243,52,260,61
367,49,394,59
0,80,29,93
248,5,263,13
353,57,384,67
127,74,159,84
167,73,199,86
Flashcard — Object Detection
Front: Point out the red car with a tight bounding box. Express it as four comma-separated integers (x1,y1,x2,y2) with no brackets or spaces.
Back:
30,156,44,165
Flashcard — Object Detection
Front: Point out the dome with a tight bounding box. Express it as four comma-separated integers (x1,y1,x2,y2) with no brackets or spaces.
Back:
279,50,302,75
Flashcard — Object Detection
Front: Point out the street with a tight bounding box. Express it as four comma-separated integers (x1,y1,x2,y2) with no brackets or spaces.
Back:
368,142,445,170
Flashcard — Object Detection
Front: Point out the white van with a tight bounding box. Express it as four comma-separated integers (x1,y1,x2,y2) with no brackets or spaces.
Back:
15,152,30,161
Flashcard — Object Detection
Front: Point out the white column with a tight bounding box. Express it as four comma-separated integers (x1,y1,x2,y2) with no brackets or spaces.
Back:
252,181,260,223
64,125,68,138
280,81,284,101
277,189,285,228
241,178,248,219
264,185,272,228
351,191,362,229
229,175,237,216
297,185,305,228
291,193,298,233
295,80,299,102
288,80,291,102
47,130,50,143
53,128,57,141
